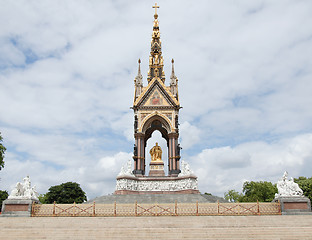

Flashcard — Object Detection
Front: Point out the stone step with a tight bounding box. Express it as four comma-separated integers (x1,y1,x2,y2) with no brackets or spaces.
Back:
1,215,312,239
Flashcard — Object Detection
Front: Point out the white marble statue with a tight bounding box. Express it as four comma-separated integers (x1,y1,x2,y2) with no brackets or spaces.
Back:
118,166,126,176
8,176,39,201
178,160,194,177
275,171,304,198
117,159,134,177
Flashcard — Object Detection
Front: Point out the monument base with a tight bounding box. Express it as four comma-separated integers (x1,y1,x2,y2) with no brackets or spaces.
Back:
274,196,311,215
149,161,165,177
1,199,39,217
115,175,199,195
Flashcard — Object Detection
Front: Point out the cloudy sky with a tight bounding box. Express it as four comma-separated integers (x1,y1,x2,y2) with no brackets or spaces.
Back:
1,0,312,200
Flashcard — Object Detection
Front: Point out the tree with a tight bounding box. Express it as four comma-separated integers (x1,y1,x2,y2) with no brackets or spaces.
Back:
0,190,8,210
44,182,87,204
0,132,6,170
224,189,243,202
225,181,278,202
240,181,277,202
38,193,48,204
294,176,312,202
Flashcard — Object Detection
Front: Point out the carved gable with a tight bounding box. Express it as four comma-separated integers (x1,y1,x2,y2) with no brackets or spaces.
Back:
143,86,170,107
134,78,179,109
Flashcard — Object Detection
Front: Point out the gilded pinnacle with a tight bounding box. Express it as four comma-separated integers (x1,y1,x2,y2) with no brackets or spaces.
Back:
152,3,159,18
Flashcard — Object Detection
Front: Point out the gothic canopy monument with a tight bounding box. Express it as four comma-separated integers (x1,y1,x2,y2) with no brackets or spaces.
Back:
115,4,198,194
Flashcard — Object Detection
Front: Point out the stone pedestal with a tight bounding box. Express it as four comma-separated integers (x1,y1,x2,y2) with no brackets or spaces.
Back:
149,161,165,176
274,196,311,215
1,199,39,217
115,174,199,194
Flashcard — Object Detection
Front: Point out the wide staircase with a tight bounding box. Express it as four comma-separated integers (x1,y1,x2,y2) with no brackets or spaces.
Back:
1,215,312,239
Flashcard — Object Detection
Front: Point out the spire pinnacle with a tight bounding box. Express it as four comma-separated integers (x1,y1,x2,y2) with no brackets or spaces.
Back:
134,58,143,98
171,58,175,77
148,3,165,83
152,3,159,19
137,58,141,75
170,58,177,81
170,58,178,99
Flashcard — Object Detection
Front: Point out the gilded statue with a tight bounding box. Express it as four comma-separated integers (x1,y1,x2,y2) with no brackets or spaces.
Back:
154,54,159,65
150,142,162,162
149,56,153,65
160,56,163,65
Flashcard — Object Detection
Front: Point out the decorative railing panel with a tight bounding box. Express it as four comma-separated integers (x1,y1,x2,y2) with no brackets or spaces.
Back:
136,203,176,216
198,203,218,216
259,202,281,215
32,201,281,217
218,203,259,215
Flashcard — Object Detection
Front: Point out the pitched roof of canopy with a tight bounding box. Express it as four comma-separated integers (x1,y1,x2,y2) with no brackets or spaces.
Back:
133,77,180,108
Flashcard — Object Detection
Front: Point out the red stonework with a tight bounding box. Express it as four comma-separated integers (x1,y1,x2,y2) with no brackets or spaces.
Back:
115,189,199,195
284,202,308,210
116,175,196,181
5,204,29,211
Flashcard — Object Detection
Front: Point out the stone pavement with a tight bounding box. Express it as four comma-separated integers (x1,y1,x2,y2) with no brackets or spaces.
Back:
1,215,312,239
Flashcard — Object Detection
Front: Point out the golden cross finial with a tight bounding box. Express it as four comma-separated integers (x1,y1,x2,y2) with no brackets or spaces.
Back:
152,3,159,15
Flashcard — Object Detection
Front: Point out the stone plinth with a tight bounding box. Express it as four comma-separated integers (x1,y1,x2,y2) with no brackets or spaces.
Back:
149,161,165,176
274,196,311,215
1,199,39,217
115,175,199,195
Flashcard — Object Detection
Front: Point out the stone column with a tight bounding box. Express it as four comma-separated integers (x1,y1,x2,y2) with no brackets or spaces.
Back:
133,133,145,176
168,133,181,176
168,135,173,173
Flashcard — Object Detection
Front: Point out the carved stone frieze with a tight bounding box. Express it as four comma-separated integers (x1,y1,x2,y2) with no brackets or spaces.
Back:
115,177,198,192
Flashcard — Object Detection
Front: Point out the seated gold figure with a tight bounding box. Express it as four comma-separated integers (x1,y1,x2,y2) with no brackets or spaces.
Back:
150,142,162,162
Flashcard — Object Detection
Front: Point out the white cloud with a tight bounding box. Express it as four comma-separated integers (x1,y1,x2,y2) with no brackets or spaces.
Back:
1,1,312,199
180,121,201,149
1,150,132,200
191,133,312,196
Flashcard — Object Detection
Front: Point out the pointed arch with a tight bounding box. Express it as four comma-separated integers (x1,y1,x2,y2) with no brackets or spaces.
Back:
140,112,173,138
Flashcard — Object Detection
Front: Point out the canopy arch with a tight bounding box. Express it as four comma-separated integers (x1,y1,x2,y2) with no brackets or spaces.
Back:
141,113,172,145
133,112,180,176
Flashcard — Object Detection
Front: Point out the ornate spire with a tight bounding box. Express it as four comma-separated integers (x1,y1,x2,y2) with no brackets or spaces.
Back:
148,3,165,83
170,58,176,80
134,59,143,98
137,59,142,80
170,59,178,99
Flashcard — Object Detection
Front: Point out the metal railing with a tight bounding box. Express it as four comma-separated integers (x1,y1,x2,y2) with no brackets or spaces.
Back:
32,200,281,217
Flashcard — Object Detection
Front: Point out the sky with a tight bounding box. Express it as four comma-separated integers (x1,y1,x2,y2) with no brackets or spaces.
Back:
1,0,312,200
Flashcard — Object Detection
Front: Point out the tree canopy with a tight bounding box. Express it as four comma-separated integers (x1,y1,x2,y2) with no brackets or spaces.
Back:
44,182,87,204
224,189,243,202
0,132,6,170
0,190,8,210
224,181,277,202
241,181,277,202
294,176,312,201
